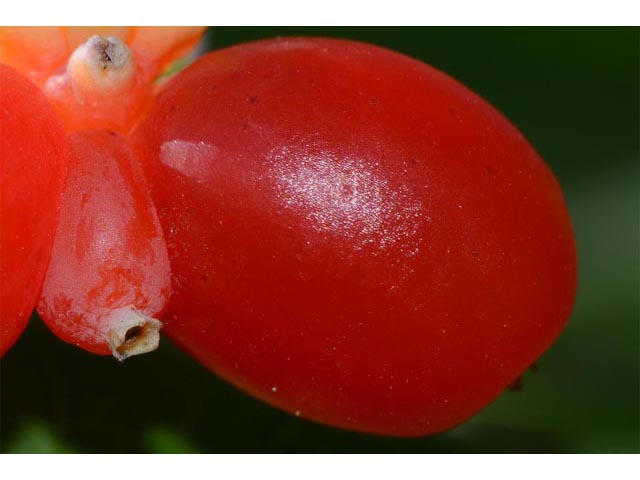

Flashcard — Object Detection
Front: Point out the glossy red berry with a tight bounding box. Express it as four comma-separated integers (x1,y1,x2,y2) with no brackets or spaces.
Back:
131,38,577,436
37,131,171,360
0,64,68,356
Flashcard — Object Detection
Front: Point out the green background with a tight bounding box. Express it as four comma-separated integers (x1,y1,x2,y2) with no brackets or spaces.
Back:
1,27,638,453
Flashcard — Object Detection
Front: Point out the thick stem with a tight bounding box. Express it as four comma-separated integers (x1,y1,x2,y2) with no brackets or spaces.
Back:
107,306,162,361
66,35,136,100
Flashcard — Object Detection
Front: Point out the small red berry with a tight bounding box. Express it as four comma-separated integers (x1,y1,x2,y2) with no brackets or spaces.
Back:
37,131,171,360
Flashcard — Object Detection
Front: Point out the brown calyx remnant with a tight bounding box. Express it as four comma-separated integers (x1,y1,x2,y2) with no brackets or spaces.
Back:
107,306,162,361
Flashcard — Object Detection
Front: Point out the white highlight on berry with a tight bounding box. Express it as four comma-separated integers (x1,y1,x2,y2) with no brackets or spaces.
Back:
160,139,220,184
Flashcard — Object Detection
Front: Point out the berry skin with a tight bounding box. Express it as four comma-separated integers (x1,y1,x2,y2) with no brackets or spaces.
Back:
37,131,171,360
0,64,68,356
132,38,577,436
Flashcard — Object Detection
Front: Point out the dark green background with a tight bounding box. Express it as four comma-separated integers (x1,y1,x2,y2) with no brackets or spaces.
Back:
1,27,638,453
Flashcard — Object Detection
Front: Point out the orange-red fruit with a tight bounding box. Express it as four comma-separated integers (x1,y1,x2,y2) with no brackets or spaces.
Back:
0,27,205,88
0,64,68,356
132,38,577,436
37,131,171,360
0,27,207,134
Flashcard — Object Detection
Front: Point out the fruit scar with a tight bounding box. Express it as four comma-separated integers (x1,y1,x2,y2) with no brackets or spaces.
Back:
37,131,171,361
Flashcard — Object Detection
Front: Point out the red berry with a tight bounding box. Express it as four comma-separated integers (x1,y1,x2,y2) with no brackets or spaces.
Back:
37,131,171,360
0,64,68,356
134,37,577,436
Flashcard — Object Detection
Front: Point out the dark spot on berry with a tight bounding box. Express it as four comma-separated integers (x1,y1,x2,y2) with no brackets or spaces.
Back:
508,375,523,392
249,95,258,104
486,166,495,176
471,249,480,259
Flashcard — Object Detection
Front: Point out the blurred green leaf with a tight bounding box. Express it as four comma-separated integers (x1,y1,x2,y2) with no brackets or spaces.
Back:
143,426,200,454
3,419,76,454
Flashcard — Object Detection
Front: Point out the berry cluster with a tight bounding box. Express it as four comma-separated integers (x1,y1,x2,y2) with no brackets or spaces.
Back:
0,27,577,436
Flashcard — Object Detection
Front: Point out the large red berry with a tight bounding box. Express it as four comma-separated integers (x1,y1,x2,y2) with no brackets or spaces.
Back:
131,38,577,436
37,131,171,360
0,64,68,356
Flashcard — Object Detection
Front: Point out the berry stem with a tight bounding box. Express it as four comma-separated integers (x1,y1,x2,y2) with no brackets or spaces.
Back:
43,35,149,133
66,35,136,100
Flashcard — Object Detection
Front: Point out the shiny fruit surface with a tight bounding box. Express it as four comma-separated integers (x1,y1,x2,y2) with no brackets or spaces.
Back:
37,131,171,360
134,37,577,436
0,64,68,356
